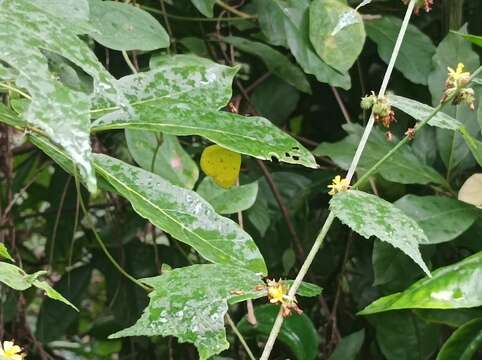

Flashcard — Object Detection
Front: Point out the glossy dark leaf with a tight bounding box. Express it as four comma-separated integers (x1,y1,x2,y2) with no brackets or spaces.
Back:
436,318,482,360
237,304,320,360
360,251,482,315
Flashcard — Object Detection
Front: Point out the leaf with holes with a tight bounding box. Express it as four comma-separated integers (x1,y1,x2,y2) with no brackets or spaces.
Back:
0,0,128,192
94,154,267,274
109,264,266,360
91,54,316,168
360,251,482,315
330,190,430,276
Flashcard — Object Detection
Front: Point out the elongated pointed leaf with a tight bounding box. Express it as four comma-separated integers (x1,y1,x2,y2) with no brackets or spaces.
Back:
94,154,267,274
389,95,462,131
366,16,435,85
238,304,320,360
92,103,317,168
314,124,447,186
0,262,32,290
110,264,266,360
222,36,311,93
0,244,14,262
394,195,478,244
0,0,128,192
190,0,216,17
330,190,430,276
436,318,482,360
452,31,482,49
360,251,482,315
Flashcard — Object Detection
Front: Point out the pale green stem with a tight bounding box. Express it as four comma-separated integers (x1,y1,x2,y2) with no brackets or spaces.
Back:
73,169,151,292
122,51,138,74
259,1,417,359
0,82,31,100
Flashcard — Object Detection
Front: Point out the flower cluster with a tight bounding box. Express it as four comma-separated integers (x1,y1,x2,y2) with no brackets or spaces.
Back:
0,340,25,360
361,92,396,129
266,279,302,318
327,175,350,196
443,63,475,110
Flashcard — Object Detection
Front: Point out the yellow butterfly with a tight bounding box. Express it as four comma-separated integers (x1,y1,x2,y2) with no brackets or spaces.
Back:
200,145,241,188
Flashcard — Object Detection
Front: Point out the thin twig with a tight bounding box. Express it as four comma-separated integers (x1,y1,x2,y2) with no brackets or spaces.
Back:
256,159,306,262
258,2,417,358
331,87,351,124
226,314,256,360
140,4,256,21
215,0,254,19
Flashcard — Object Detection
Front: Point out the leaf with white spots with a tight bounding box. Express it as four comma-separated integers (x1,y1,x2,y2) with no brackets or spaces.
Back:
93,154,267,274
109,264,266,360
330,190,431,276
360,251,482,315
0,0,128,192
91,55,317,169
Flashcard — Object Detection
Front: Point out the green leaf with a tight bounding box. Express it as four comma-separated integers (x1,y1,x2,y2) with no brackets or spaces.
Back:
88,0,169,51
360,251,482,315
314,124,447,186
416,308,482,328
0,0,129,193
93,103,316,169
91,54,316,168
254,0,351,89
109,264,266,360
329,329,365,360
32,280,78,311
284,280,323,298
94,154,267,274
330,190,430,276
190,0,216,17
366,16,435,85
36,266,92,342
197,177,258,214
0,262,31,290
389,95,482,170
428,28,480,176
0,244,14,262
451,31,482,48
394,195,478,244
31,0,90,25
437,318,482,360
372,240,423,288
389,95,463,131
372,311,441,360
223,36,311,93
251,76,300,126
309,0,365,73
237,304,320,360
126,130,199,189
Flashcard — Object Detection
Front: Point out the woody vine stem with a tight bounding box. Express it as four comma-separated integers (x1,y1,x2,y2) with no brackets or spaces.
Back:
259,0,418,358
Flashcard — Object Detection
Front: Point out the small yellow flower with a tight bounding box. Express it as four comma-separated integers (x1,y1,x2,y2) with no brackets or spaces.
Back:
0,340,25,360
267,279,288,304
447,63,471,87
327,175,350,196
